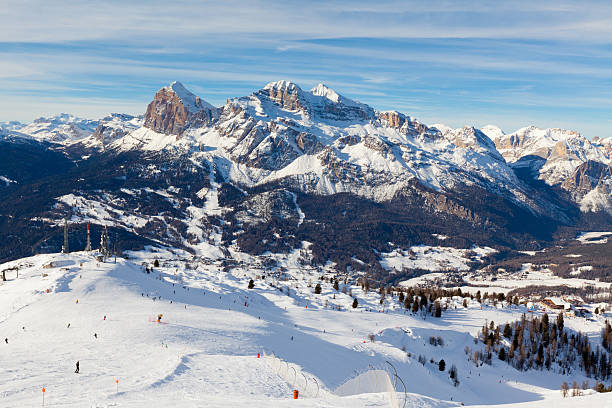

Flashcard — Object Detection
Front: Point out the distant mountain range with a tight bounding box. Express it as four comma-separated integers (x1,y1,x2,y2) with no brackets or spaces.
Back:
1,81,611,278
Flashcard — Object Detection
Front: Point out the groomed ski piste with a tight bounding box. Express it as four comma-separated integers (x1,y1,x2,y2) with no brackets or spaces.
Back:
1,249,610,407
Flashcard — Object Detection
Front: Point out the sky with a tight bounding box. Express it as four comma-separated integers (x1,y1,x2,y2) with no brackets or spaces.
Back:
1,0,612,138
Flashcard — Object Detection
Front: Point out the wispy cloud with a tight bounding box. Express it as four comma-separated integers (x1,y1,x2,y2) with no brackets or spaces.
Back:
1,1,611,137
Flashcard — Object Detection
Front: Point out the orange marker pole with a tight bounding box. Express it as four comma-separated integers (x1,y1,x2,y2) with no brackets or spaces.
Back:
42,387,45,407
116,378,119,393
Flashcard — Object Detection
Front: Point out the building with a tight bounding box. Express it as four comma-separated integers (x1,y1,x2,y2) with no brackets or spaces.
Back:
541,297,570,310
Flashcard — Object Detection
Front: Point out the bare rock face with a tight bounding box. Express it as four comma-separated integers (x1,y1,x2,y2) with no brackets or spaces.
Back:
256,80,307,112
378,111,437,138
562,160,612,196
144,82,216,136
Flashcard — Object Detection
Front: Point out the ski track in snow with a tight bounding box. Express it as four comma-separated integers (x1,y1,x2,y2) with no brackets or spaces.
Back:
0,251,610,407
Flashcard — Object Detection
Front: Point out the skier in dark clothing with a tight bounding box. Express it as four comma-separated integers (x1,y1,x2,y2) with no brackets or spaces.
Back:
75,361,80,373
4,338,7,344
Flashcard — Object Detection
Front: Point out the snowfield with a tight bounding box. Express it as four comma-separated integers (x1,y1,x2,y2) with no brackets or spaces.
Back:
1,250,611,407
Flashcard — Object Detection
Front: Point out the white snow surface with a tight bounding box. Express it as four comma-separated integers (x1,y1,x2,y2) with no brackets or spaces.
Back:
1,249,609,407
576,231,612,244
382,245,496,273
0,175,16,186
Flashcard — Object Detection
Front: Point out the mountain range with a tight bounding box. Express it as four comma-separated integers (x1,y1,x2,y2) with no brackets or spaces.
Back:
1,81,611,281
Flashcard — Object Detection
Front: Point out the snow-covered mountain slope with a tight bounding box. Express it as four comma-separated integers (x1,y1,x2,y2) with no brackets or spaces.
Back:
593,136,612,157
14,113,99,143
112,81,529,208
0,250,609,407
484,126,612,214
78,113,143,148
489,126,609,185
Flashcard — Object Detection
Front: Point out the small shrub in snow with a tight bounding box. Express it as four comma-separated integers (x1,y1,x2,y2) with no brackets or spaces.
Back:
438,359,445,371
561,381,569,397
429,336,444,347
449,364,459,387
248,279,254,289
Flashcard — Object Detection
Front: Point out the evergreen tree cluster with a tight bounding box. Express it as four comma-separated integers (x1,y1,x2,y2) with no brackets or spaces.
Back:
471,313,612,380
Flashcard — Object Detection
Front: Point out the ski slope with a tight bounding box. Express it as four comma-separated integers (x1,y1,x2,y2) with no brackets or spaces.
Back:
0,251,610,407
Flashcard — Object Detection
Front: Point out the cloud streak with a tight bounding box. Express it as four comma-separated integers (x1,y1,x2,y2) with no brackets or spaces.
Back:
1,1,611,137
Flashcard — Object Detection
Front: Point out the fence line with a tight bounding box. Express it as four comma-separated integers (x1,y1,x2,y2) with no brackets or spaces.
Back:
261,350,406,408
261,350,320,398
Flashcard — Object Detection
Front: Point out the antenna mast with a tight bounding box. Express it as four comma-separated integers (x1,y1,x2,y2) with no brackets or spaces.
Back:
85,223,92,251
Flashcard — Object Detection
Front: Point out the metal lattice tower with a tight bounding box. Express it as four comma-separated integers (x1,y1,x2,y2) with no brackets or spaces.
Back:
85,223,92,251
61,217,69,253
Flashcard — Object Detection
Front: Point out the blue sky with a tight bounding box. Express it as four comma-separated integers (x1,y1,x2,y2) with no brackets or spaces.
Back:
1,0,612,137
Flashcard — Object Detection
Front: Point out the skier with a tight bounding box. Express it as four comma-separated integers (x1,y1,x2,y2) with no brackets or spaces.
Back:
75,361,80,373
94,333,97,339
67,323,71,328
103,315,106,321
4,338,7,344
157,314,163,323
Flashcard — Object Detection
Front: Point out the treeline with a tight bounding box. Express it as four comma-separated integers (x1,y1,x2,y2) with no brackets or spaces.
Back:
507,285,612,303
359,285,517,318
470,313,612,380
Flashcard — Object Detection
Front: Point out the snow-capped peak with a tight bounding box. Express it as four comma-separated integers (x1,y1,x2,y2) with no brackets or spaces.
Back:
263,80,302,93
310,83,340,103
480,125,505,140
164,81,215,112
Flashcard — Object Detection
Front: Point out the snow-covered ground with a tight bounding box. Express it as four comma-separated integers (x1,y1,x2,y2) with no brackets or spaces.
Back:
576,231,612,245
1,250,610,407
381,245,495,274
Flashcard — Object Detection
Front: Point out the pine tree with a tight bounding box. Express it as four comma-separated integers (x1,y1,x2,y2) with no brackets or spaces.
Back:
333,279,339,291
352,298,358,309
314,283,322,294
438,359,445,371
248,279,254,289
434,301,442,318
557,312,564,332
503,323,512,339
411,298,419,313
499,347,506,361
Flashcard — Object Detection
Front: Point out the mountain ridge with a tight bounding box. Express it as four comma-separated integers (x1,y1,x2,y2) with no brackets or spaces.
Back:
1,80,611,274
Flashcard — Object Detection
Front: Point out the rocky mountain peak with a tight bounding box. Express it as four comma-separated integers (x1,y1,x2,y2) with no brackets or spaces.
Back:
258,80,306,112
144,81,216,136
